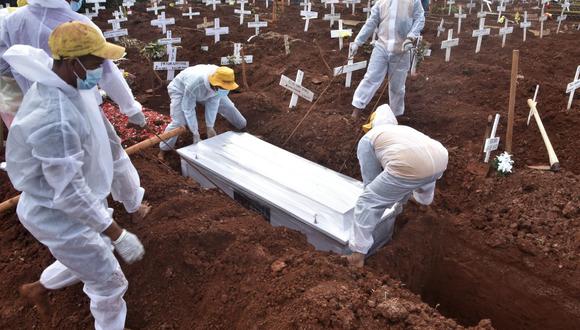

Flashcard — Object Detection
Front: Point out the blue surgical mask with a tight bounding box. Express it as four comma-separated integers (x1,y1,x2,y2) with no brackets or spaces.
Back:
74,59,103,90
216,88,229,98
70,0,83,12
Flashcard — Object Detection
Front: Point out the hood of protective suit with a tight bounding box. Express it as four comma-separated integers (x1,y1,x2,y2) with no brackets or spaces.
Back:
2,44,75,96
27,0,70,9
362,104,398,132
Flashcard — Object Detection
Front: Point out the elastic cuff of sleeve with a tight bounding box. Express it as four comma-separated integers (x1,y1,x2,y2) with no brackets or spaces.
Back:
113,229,128,245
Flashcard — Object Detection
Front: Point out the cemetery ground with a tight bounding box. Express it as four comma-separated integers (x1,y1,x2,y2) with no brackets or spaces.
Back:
1,1,579,329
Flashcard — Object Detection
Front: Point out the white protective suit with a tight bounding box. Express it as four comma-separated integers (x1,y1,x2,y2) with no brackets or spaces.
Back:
160,64,247,150
3,45,128,330
351,0,425,116
350,105,447,254
0,6,22,128
0,0,144,213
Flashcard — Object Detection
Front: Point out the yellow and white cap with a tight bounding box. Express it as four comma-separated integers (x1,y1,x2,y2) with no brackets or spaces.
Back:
48,21,125,60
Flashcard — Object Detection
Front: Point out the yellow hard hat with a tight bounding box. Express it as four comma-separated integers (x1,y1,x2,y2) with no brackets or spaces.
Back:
17,0,27,7
48,21,126,60
209,66,239,90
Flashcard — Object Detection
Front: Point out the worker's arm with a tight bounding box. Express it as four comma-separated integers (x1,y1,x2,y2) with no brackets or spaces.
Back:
0,17,12,76
354,3,381,45
203,96,221,128
356,137,383,187
181,82,200,134
99,60,143,118
407,0,426,39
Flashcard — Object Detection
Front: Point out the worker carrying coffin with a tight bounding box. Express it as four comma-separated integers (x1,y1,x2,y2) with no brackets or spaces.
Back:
346,105,448,268
3,22,146,330
158,65,247,160
349,0,425,120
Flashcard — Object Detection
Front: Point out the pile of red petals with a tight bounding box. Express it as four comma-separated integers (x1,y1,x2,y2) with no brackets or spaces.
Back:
102,102,170,147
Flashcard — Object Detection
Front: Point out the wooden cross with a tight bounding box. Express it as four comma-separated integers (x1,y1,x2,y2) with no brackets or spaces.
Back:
248,14,267,35
363,0,371,19
477,1,487,18
221,43,253,65
205,18,229,43
279,70,315,108
539,3,547,38
300,3,318,32
323,0,340,28
234,0,251,25
484,113,501,163
153,45,189,81
104,11,128,41
146,1,166,15
84,8,98,19
520,11,531,41
151,12,175,34
566,66,580,110
472,17,490,53
183,7,200,19
466,0,476,14
556,7,567,34
197,17,214,29
498,20,513,48
454,6,466,34
86,0,106,13
333,58,367,87
330,20,352,50
436,18,445,38
446,0,455,16
344,0,361,15
440,29,459,62
206,0,221,11
496,0,506,21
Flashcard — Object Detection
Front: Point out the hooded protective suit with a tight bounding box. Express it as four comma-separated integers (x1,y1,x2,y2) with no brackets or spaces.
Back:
0,0,144,213
0,6,23,128
351,0,425,116
350,105,447,254
160,64,247,150
3,45,128,330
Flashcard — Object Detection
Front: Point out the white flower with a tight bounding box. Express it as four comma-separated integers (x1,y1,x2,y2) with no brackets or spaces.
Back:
496,152,514,174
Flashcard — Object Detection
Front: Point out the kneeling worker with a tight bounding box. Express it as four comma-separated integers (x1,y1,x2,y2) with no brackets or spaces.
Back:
347,104,448,267
158,65,247,160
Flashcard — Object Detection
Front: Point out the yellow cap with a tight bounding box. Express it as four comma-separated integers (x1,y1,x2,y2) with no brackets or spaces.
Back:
362,111,377,133
209,67,239,90
17,0,27,7
48,21,126,60
362,104,397,133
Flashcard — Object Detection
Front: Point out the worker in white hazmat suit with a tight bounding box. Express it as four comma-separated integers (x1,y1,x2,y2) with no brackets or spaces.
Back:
0,0,150,218
346,104,448,267
157,65,247,160
3,22,145,330
349,0,425,120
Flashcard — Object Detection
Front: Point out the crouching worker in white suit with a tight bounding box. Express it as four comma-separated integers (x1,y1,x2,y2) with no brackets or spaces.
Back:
349,0,425,120
3,22,145,330
346,105,448,267
158,65,247,160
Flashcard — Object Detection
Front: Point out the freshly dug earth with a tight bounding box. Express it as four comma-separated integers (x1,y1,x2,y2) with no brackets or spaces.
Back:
0,1,579,329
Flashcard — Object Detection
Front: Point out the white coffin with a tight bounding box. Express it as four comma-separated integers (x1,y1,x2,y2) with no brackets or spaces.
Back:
177,132,402,255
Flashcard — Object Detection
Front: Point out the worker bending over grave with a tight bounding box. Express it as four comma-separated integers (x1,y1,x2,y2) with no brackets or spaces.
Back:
158,65,247,160
346,105,448,268
349,0,425,120
3,22,145,330
0,0,150,218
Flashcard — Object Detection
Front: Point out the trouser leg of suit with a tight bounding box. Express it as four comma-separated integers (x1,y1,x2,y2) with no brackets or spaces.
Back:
206,96,247,129
349,171,442,254
351,46,390,110
387,52,410,116
356,135,383,187
102,115,144,213
160,93,189,151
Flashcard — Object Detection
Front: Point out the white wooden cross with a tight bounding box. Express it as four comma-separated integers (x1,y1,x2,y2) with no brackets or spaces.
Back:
146,1,166,15
483,113,500,163
539,3,547,38
279,70,315,108
122,0,135,15
86,0,106,14
466,0,476,14
175,0,186,5
151,12,175,34
248,14,267,35
496,0,506,22
183,7,200,19
333,58,367,87
472,17,490,53
104,11,128,41
221,43,253,65
154,44,189,81
447,0,455,16
330,20,352,50
436,18,445,38
454,6,466,34
498,19,513,48
300,3,318,32
410,36,430,76
235,0,251,25
206,0,221,11
158,30,182,47
520,11,531,41
477,1,487,18
205,18,229,43
323,0,340,28
363,0,371,19
566,65,580,110
265,0,269,9
556,7,567,34
344,0,361,15
84,8,98,19
440,29,459,62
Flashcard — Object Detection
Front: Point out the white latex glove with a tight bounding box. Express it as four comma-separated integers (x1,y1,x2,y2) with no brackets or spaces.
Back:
193,132,201,144
112,229,144,264
128,111,146,127
401,38,415,52
348,42,359,58
207,127,217,138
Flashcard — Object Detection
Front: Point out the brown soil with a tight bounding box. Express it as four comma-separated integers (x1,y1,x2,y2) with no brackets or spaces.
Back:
1,1,579,329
